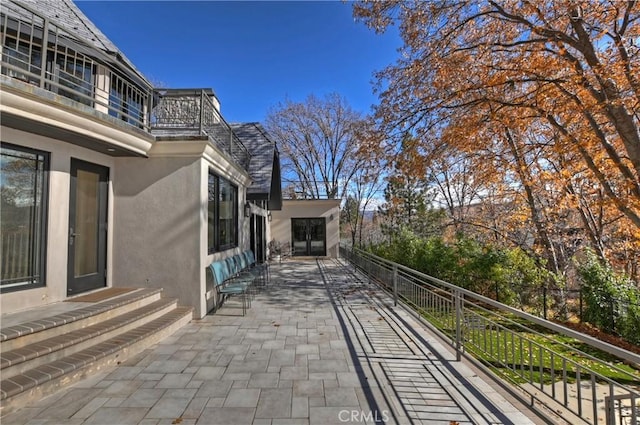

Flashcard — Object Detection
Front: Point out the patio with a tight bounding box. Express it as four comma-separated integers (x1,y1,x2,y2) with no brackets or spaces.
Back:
2,260,539,425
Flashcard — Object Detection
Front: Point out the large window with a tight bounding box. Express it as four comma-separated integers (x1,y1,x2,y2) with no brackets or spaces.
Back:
208,172,238,253
1,143,49,292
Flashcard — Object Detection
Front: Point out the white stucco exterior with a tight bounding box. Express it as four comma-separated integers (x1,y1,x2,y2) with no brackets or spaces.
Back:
112,140,252,318
270,199,341,259
1,87,262,319
0,1,277,320
0,126,116,313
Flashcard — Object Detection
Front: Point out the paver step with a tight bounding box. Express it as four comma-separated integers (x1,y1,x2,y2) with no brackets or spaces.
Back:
0,298,178,378
0,288,163,351
0,306,193,415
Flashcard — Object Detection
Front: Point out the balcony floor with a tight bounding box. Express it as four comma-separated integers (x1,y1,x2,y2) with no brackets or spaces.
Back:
3,260,542,425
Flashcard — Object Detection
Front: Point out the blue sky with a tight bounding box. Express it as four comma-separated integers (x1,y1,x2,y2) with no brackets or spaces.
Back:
76,1,401,124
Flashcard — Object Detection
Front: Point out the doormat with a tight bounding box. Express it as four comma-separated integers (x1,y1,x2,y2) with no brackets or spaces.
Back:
65,287,137,303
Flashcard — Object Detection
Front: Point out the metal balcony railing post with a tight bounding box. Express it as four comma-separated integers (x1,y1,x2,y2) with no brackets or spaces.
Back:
39,19,49,88
199,90,205,135
455,289,462,361
392,264,398,307
146,89,153,130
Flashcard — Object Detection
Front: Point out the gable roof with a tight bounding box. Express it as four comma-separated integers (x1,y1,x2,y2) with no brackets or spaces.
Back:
231,123,282,210
12,0,150,87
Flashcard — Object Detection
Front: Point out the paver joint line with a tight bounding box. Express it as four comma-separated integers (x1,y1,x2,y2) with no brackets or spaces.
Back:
1,260,536,425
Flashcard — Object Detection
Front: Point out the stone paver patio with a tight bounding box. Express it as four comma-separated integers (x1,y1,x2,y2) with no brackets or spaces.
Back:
3,260,540,425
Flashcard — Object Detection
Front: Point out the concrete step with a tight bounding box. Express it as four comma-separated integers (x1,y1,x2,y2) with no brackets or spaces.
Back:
1,297,178,379
0,287,193,416
0,306,193,416
0,288,163,352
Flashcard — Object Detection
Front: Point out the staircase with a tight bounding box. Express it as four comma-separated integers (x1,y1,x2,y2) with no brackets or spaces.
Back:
0,287,193,416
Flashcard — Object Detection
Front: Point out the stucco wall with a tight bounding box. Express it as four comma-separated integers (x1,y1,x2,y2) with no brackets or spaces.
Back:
270,199,341,258
113,156,204,316
1,126,115,314
113,143,253,319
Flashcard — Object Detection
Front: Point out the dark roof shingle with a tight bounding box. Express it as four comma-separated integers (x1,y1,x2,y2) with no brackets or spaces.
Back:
13,0,149,85
231,123,282,209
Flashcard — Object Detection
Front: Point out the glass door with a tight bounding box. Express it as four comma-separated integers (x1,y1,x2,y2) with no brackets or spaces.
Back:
308,218,326,256
67,159,108,295
291,218,326,256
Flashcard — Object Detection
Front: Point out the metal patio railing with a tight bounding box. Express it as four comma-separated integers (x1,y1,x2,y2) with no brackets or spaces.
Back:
151,89,251,169
340,245,640,425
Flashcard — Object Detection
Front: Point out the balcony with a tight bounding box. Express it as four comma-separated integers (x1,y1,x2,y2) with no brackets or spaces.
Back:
151,88,251,169
0,1,249,169
0,0,152,132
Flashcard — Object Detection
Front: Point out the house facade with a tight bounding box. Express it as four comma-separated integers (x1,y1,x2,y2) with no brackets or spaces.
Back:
270,199,341,259
0,0,281,319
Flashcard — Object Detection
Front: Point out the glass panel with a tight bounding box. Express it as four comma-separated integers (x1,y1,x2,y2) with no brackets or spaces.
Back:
52,48,94,106
207,172,216,252
2,36,42,84
1,145,47,289
109,74,144,126
208,173,238,253
74,170,99,277
291,219,308,256
218,178,237,249
309,218,326,256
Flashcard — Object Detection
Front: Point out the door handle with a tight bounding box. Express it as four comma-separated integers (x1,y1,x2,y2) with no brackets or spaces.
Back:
69,228,78,245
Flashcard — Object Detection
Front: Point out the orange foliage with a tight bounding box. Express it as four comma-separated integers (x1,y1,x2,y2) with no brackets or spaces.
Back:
354,0,640,278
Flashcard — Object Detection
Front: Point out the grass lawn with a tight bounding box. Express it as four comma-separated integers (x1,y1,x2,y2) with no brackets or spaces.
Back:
403,295,640,388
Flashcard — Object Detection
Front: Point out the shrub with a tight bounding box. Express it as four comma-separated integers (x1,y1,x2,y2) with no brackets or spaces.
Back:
577,250,640,344
368,232,552,312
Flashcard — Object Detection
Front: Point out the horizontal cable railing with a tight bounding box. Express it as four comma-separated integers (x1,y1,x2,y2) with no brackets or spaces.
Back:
151,89,250,169
1,0,152,132
340,245,640,425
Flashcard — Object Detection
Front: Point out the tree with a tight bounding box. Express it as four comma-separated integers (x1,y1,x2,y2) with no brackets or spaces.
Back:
378,136,444,238
265,93,363,199
354,0,640,278
341,124,387,248
341,160,386,247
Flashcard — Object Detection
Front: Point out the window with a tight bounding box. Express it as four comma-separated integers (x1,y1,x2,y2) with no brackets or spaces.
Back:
1,143,49,292
109,73,145,127
2,35,42,84
208,172,238,253
49,48,94,106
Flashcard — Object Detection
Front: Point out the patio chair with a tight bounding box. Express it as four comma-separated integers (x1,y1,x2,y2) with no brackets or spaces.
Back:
236,252,266,288
244,250,270,286
209,260,250,315
229,254,260,295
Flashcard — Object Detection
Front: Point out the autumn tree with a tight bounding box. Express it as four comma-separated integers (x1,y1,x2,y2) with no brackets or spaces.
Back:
354,0,640,278
265,93,364,199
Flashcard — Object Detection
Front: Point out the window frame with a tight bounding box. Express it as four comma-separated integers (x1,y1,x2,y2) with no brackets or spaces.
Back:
0,142,49,293
108,72,145,128
207,171,238,254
